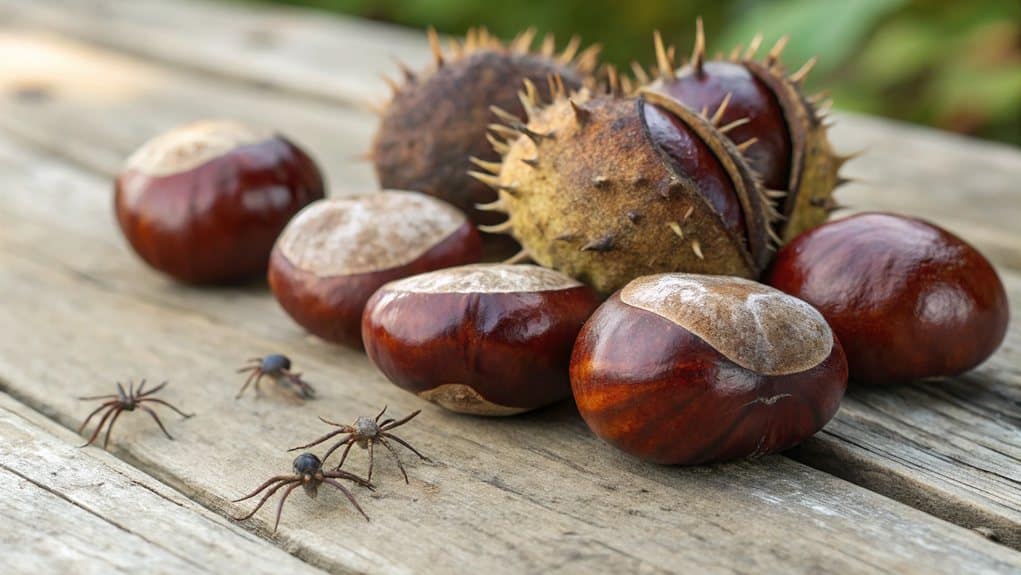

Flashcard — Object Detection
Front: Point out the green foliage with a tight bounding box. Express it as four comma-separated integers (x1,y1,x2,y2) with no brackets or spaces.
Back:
243,0,1021,145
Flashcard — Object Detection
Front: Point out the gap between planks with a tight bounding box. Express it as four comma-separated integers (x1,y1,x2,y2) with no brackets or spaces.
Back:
0,391,327,575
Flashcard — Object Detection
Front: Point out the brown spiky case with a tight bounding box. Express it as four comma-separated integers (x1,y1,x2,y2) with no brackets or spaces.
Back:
641,21,856,242
474,80,775,295
371,28,600,233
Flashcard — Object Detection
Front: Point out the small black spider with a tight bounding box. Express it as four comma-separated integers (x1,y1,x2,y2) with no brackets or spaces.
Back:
236,354,315,400
233,453,373,531
78,380,193,448
289,406,427,483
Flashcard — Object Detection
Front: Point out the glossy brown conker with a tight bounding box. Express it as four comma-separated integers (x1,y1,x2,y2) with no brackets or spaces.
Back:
115,120,324,284
570,273,848,465
362,264,600,415
766,212,1009,385
268,191,482,348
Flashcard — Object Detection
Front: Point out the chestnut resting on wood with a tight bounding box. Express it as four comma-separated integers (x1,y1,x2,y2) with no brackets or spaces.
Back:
115,120,324,284
269,191,482,348
362,264,600,415
570,273,847,465
767,212,1009,385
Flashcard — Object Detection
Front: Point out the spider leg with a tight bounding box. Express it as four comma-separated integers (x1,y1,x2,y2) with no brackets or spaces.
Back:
322,479,370,521
235,369,259,399
329,439,356,471
78,393,118,401
253,373,266,398
366,440,375,483
233,475,294,502
138,405,175,440
138,380,169,397
288,430,348,452
282,371,315,399
272,483,302,532
79,404,118,447
135,379,147,397
316,416,352,429
375,405,388,422
379,409,422,431
236,365,257,374
378,436,409,484
382,433,430,461
234,479,294,522
102,407,126,448
324,469,374,489
116,382,129,402
139,398,194,418
77,400,119,432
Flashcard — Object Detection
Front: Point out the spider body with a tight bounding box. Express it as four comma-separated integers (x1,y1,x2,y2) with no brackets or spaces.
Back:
291,406,427,483
234,453,373,531
77,380,193,448
236,354,315,400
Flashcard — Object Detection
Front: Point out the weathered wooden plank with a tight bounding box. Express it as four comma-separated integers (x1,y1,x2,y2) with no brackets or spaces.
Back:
1,2,1020,270
0,393,327,575
1,30,1021,551
0,141,1018,573
0,0,426,104
0,31,376,189
0,24,1016,551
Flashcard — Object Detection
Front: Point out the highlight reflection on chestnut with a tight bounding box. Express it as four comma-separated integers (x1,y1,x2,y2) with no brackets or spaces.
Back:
115,120,324,284
269,191,482,348
767,212,1009,385
362,264,600,415
570,274,847,465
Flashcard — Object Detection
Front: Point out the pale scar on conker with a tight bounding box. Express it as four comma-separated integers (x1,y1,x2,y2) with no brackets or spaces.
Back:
570,273,847,465
362,264,600,415
269,191,482,348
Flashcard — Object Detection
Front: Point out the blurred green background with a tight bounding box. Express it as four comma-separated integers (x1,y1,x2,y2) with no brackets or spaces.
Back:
244,0,1020,145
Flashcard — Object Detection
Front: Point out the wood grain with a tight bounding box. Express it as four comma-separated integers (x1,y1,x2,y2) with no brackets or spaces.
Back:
0,0,427,104
1,27,1020,549
0,31,376,191
0,393,326,575
1,136,1018,573
1,0,1019,270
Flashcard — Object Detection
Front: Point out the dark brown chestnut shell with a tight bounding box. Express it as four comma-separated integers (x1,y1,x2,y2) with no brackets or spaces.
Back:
362,264,600,415
570,273,848,465
268,191,482,348
766,212,1009,385
115,120,324,284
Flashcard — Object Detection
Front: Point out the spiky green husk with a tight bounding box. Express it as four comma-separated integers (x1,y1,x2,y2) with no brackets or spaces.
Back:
475,83,772,295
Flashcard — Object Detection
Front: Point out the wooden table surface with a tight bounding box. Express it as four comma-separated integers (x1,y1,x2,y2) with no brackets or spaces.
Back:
1,1,1019,573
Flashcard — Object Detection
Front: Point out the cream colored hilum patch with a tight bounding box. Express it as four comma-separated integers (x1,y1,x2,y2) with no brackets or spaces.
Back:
124,119,273,177
384,263,582,294
620,273,832,375
419,384,527,416
277,191,468,276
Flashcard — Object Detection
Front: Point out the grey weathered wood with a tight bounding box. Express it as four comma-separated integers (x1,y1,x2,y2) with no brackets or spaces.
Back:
0,137,1018,573
1,0,1020,271
1,26,1021,553
0,393,327,575
0,30,376,190
0,0,427,105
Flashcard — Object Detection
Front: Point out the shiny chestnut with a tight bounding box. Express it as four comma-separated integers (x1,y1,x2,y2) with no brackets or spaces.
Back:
115,120,324,284
571,274,847,465
269,191,482,348
362,264,600,415
766,212,1009,385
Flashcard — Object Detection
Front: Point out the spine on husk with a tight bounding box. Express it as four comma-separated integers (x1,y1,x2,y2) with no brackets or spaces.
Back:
471,76,777,295
636,20,857,242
